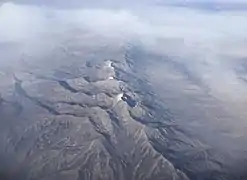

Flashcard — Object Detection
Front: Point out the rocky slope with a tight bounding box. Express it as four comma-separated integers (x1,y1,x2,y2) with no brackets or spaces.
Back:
0,35,190,180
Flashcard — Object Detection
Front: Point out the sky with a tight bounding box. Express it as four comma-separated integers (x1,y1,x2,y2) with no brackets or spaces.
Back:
2,0,247,9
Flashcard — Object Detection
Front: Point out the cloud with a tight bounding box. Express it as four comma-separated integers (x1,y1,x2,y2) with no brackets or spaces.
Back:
0,3,49,42
1,2,247,44
1,2,247,101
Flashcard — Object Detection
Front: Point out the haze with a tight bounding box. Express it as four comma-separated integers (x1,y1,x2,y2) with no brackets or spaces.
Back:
0,1,247,180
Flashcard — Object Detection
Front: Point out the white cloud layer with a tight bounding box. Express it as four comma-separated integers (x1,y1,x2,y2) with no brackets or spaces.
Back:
1,2,247,102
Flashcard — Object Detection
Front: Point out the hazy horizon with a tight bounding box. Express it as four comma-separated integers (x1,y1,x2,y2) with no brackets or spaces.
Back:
1,1,247,180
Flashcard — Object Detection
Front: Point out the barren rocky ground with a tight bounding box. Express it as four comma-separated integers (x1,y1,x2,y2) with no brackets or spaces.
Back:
1,2,247,180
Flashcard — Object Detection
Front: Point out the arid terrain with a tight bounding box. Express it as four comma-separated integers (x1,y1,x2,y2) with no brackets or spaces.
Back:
1,1,247,180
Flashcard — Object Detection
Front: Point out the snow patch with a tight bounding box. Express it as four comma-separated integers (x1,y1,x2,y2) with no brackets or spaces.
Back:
108,76,114,80
105,60,114,69
116,93,124,103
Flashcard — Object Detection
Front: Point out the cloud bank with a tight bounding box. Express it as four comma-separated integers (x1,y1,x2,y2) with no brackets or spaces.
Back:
1,2,247,102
